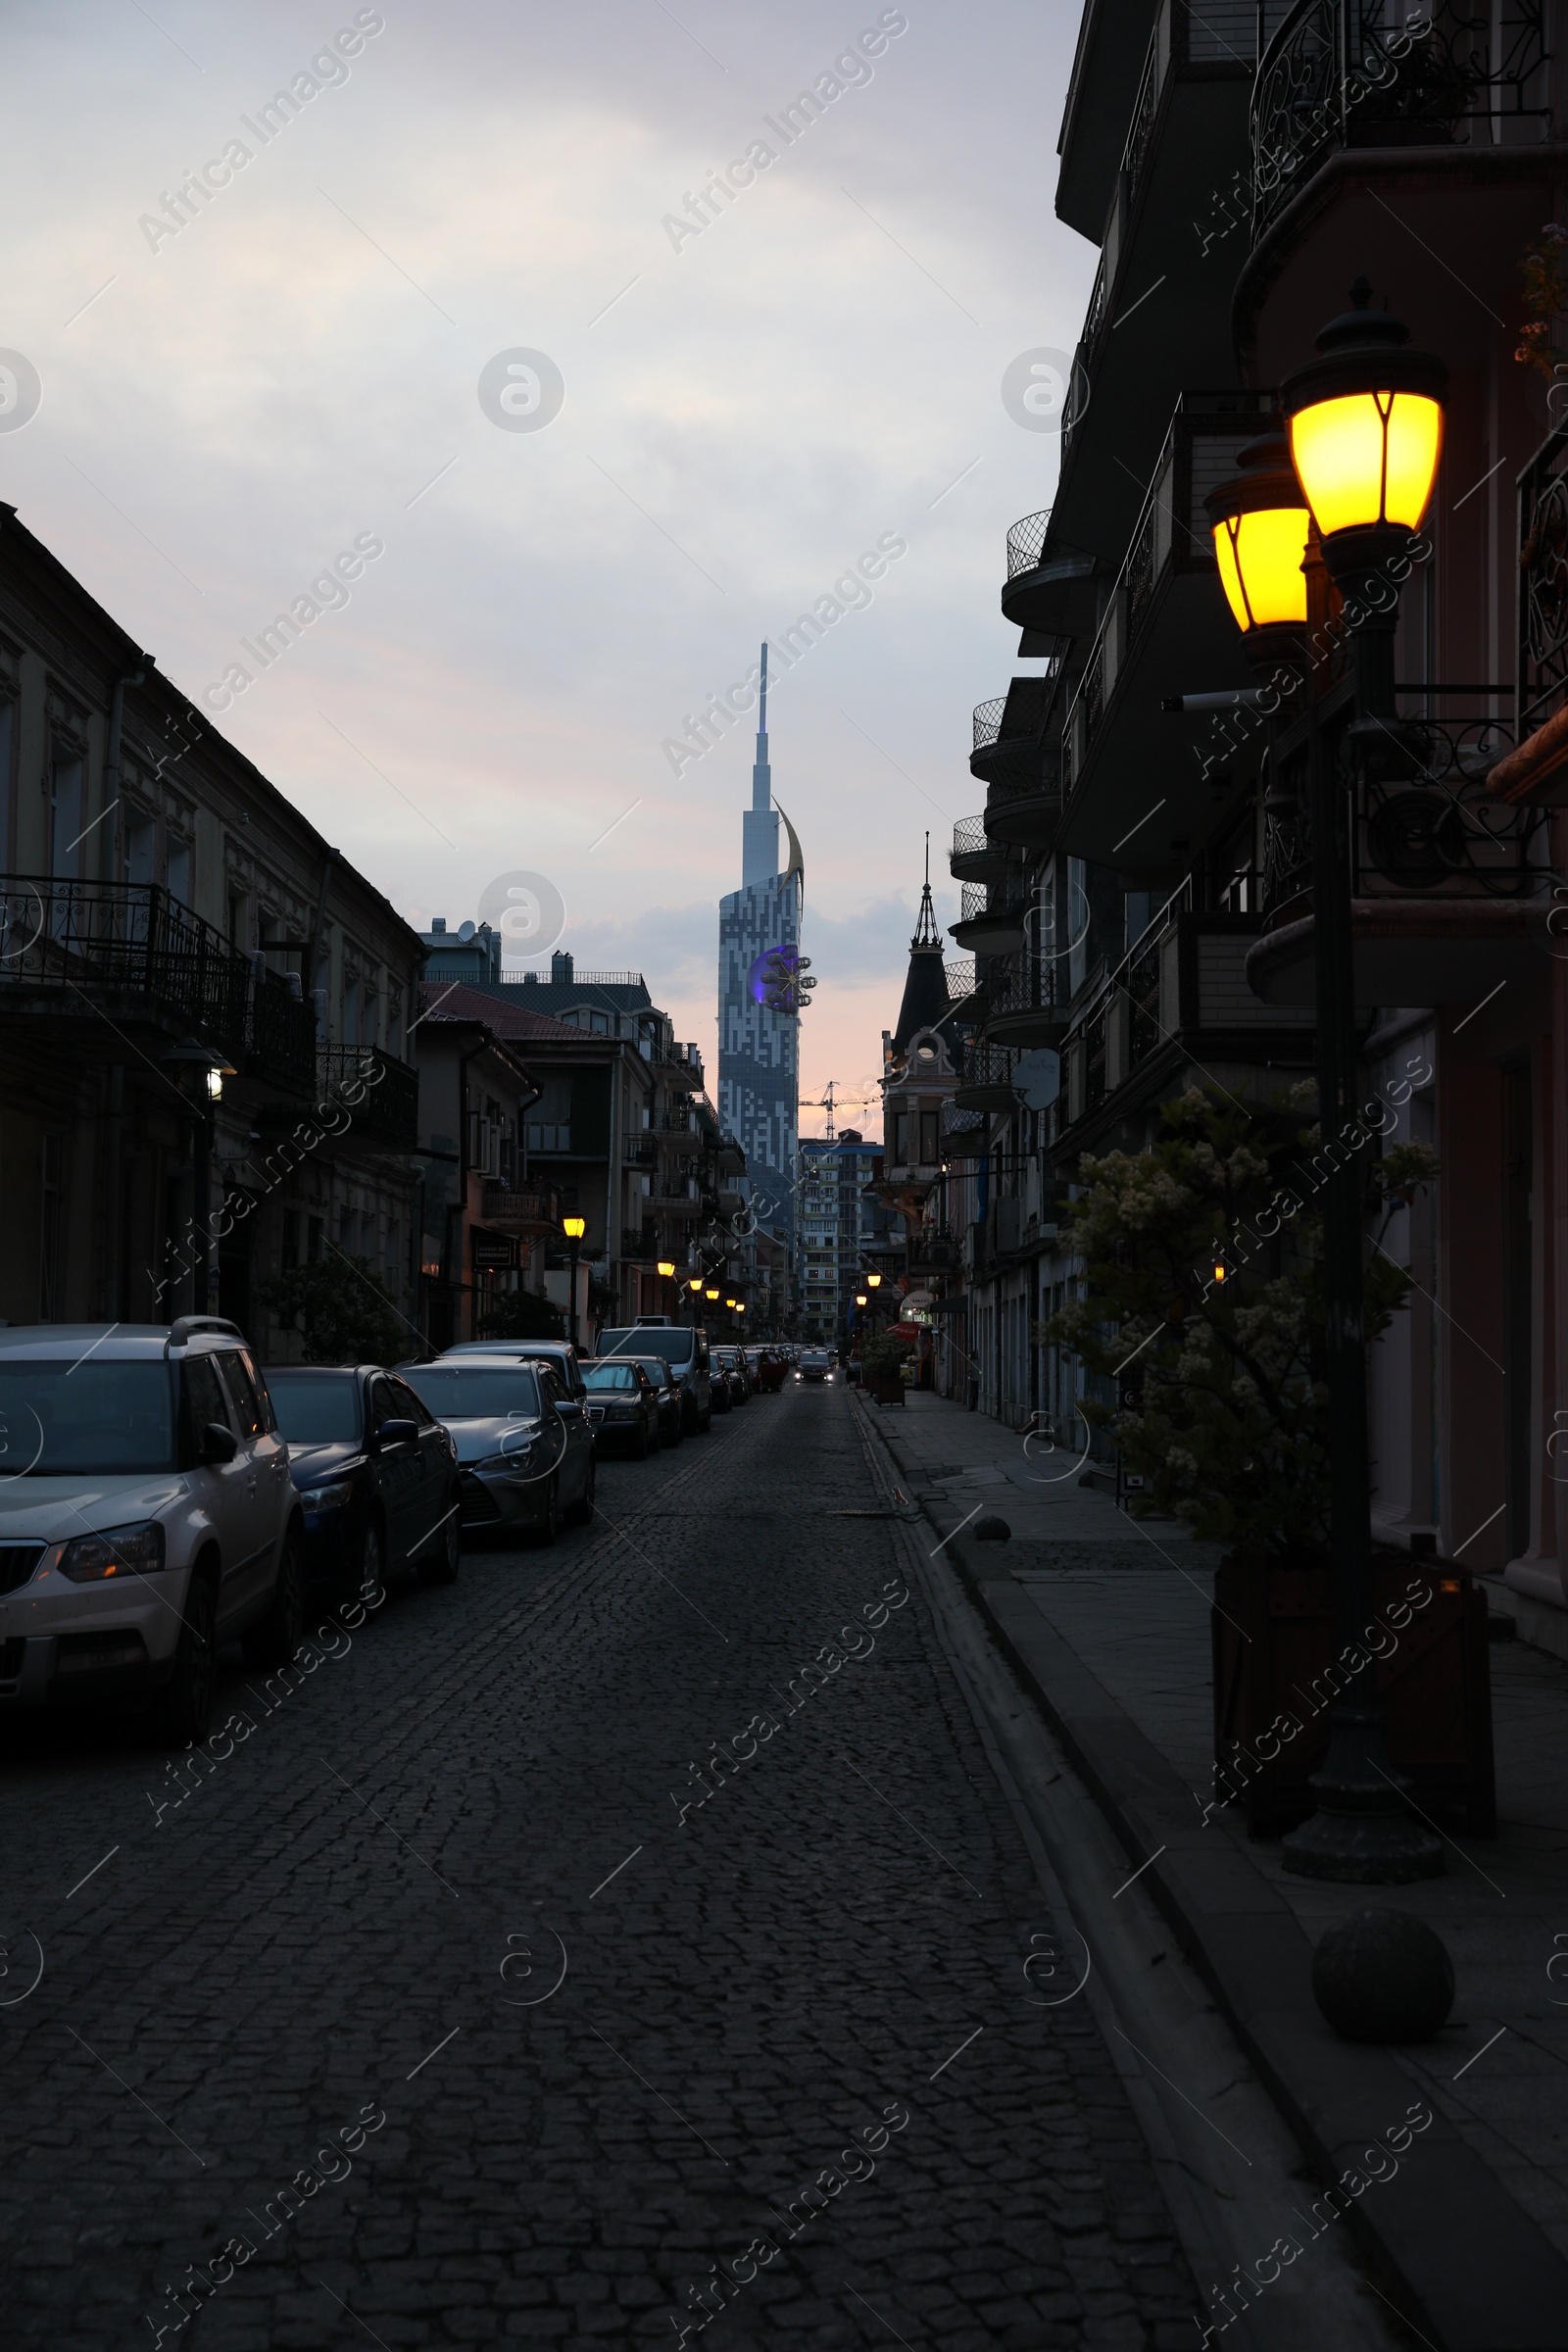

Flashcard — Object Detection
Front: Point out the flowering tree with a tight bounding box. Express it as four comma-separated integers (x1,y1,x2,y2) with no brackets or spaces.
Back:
1045,1087,1437,1569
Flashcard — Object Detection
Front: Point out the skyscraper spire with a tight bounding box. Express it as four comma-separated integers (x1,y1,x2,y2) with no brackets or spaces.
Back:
742,639,779,887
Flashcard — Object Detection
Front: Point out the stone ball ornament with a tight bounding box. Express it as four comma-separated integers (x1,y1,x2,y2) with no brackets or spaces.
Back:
1311,1908,1455,2042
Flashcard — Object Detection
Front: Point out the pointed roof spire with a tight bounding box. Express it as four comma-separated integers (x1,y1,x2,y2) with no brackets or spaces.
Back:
894,838,949,1050
911,831,941,948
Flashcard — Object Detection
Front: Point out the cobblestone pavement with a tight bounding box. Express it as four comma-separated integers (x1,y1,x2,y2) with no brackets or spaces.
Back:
0,1382,1199,2351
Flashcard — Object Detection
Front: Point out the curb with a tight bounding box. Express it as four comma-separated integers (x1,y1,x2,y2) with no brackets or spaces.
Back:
849,1390,1568,2352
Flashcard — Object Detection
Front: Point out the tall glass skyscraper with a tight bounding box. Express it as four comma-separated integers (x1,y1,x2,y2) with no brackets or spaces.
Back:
717,644,801,1246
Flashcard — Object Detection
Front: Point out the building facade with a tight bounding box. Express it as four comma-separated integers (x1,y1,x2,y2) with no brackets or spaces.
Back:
0,501,421,1355
717,644,803,1251
797,1129,890,1344
888,0,1568,1629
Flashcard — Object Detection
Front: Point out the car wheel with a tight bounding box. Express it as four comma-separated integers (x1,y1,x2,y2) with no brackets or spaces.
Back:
358,1516,388,1614
567,1454,596,1526
150,1572,217,1747
419,1498,462,1586
242,1523,305,1668
534,1475,562,1545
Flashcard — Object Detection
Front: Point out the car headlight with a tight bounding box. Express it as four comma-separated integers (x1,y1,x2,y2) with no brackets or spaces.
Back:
300,1478,356,1511
58,1520,166,1582
477,1443,539,1474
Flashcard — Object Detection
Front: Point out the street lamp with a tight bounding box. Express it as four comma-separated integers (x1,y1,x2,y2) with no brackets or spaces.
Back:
1204,278,1446,1886
162,1037,236,1315
562,1213,586,1350
657,1258,676,1280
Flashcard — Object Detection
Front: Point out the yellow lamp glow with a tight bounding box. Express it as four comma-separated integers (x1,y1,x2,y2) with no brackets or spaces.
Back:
688,1275,704,1292
1204,431,1310,639
866,1272,882,1288
1280,278,1446,554
1213,504,1311,632
856,1293,867,1306
562,1214,586,1240
657,1258,676,1278
705,1287,719,1300
1288,392,1442,538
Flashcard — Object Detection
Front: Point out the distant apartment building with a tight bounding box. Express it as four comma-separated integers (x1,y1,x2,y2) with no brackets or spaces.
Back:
797,1129,889,1343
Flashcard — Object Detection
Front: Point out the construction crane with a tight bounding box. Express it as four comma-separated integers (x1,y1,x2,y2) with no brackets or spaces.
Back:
803,1080,878,1142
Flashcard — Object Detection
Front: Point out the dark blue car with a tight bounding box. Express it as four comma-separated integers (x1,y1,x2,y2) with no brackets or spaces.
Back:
262,1365,461,1608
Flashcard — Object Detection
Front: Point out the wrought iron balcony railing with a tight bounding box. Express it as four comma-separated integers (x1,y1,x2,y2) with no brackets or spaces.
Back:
1006,510,1052,579
0,874,317,1088
1520,420,1568,739
1251,0,1552,237
317,1045,419,1149
1260,700,1540,914
944,956,977,1003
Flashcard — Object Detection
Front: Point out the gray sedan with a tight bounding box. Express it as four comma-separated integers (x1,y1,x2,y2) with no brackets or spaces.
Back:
401,1358,595,1544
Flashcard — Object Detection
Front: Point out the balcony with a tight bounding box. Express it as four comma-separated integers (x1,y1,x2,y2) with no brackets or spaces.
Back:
619,1227,658,1261
0,875,317,1086
1489,422,1568,805
1048,0,1270,570
970,676,1057,791
950,816,1013,885
1249,696,1547,1004
1057,393,1276,870
982,955,1068,1049
1001,509,1102,641
1056,886,1314,1151
1251,0,1553,241
480,1186,560,1235
984,756,1064,852
648,1109,698,1135
949,882,1029,958
316,1045,420,1150
954,1037,1019,1114
623,1139,658,1168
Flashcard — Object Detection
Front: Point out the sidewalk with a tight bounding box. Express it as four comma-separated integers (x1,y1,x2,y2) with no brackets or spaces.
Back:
855,1387,1568,2352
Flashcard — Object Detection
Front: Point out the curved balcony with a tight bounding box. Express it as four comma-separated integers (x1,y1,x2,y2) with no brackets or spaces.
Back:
950,815,1014,885
984,760,1063,852
1001,510,1102,639
954,1037,1019,1114
970,675,1058,796
982,957,1067,1050
949,883,1028,958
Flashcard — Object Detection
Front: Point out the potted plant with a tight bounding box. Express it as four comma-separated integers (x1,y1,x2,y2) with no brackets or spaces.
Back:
860,1329,912,1406
1042,1088,1492,1835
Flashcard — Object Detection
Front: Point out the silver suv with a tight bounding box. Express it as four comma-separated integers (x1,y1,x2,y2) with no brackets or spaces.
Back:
0,1317,304,1744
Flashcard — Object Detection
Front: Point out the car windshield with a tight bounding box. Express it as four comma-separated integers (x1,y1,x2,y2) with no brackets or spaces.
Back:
402,1366,542,1420
599,1326,693,1367
630,1361,669,1385
0,1359,177,1475
265,1370,362,1444
583,1364,636,1391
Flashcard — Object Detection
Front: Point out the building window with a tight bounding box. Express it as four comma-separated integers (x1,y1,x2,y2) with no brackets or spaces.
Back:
49,751,84,881
281,1211,301,1272
167,834,193,907
308,1215,324,1262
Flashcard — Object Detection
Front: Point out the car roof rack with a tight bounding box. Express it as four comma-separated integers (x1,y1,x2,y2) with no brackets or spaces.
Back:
168,1315,245,1348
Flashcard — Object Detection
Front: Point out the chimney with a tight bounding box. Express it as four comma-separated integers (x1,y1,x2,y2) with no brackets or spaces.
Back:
551,951,573,983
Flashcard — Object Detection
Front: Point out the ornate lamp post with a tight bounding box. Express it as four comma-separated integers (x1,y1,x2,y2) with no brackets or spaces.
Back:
162,1038,236,1316
657,1255,675,1313
688,1273,705,1333
1204,278,1446,1884
562,1213,586,1350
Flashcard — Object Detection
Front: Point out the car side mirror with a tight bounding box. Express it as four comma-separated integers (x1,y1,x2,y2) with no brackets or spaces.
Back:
559,1399,585,1420
374,1418,418,1448
202,1420,238,1464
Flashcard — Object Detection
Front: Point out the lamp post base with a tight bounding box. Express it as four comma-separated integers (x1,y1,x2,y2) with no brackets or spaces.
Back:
1282,1707,1446,1883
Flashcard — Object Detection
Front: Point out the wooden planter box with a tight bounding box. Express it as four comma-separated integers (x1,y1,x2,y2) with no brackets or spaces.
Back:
1211,1554,1496,1838
866,1380,905,1405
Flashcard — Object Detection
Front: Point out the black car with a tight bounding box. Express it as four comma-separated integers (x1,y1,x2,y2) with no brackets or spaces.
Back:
263,1365,461,1607
581,1359,663,1455
626,1356,684,1446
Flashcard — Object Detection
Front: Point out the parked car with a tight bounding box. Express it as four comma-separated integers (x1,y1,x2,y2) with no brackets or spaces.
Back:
596,1321,712,1433
436,1338,588,1401
628,1357,685,1446
263,1364,460,1606
0,1317,304,1744
581,1360,664,1456
799,1349,833,1383
712,1347,751,1404
401,1357,595,1543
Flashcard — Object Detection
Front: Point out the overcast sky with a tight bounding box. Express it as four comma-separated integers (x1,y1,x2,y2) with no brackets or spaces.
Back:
3,0,1094,1137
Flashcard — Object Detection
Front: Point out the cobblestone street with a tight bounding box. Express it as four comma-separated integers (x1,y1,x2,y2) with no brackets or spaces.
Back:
0,1384,1200,2351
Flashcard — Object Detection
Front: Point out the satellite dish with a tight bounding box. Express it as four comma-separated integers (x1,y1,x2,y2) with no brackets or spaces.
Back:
1013,1049,1060,1110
